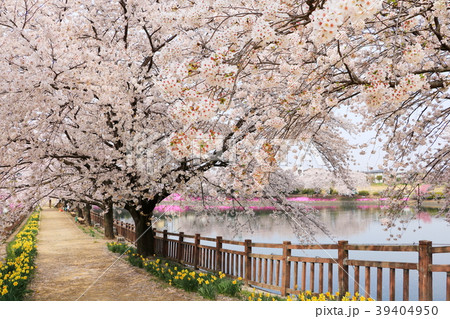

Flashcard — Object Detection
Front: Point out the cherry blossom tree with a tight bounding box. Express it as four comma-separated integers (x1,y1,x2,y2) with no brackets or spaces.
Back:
296,168,369,195
1,0,449,253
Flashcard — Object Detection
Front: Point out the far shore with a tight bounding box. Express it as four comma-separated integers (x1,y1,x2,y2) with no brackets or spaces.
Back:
159,196,445,209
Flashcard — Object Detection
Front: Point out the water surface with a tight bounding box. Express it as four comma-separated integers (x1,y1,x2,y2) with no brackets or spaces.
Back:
114,201,450,300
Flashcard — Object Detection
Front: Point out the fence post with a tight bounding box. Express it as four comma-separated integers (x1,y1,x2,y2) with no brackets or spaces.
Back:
163,230,168,257
245,239,252,284
338,240,349,296
215,236,223,272
281,241,292,296
418,240,433,301
177,232,184,263
194,233,201,270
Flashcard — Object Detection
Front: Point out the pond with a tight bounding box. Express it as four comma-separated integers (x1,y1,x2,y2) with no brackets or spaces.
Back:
114,201,450,300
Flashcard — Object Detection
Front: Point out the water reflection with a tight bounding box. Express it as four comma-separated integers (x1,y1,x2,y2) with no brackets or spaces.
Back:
114,203,447,245
113,202,450,300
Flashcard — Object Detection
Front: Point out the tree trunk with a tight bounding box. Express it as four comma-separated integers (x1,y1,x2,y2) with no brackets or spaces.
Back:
76,206,83,218
83,204,92,226
135,214,155,256
127,199,158,257
104,201,115,239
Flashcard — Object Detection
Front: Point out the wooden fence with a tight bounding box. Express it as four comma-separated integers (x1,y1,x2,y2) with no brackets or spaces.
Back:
1,214,27,238
90,212,137,242
88,212,450,301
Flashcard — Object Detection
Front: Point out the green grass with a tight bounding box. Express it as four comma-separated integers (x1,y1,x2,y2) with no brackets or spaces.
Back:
77,224,102,238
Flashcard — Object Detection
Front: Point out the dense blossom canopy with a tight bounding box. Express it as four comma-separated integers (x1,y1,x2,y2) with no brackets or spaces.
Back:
0,0,448,240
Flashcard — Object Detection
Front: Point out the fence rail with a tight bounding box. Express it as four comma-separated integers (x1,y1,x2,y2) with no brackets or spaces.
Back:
88,211,450,301
90,212,137,241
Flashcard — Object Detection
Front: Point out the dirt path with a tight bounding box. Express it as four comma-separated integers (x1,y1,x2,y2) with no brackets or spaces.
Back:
28,208,204,301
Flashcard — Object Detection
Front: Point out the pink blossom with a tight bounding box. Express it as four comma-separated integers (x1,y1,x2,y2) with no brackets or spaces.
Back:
416,212,432,224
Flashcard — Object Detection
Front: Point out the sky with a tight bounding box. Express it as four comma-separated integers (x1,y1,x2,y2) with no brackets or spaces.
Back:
279,111,386,173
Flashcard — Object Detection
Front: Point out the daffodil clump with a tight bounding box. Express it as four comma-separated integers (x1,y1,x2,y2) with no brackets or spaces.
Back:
0,212,40,301
296,291,374,301
245,290,375,301
144,258,243,299
245,290,285,301
106,242,131,255
107,242,243,300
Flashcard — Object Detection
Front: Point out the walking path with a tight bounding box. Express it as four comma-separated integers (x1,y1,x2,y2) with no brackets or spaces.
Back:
28,207,204,300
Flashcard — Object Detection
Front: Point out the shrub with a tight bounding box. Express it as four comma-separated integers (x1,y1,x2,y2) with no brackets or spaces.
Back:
217,278,243,297
198,283,217,300
357,190,370,196
301,188,316,195
435,192,444,199
425,193,435,200
128,252,145,268
107,242,134,255
329,188,339,195
425,192,444,200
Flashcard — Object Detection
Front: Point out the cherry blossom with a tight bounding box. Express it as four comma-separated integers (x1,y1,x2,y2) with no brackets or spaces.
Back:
0,0,448,252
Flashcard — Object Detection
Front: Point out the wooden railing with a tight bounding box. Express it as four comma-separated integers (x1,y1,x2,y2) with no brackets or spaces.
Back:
1,214,27,238
87,211,450,301
153,230,450,301
90,212,104,227
90,212,137,242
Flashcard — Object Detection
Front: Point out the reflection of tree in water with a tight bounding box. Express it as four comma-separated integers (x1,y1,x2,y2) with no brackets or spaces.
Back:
168,208,266,238
118,204,373,241
165,206,325,242
378,206,445,242
166,205,389,242
113,203,448,243
318,209,373,238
